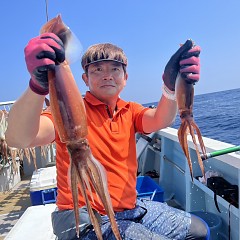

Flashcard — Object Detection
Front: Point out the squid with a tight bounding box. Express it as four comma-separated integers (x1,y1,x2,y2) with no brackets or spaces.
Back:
175,40,206,180
40,15,121,240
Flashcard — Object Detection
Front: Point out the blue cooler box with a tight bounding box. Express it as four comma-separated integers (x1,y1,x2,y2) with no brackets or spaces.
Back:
29,166,57,206
136,176,164,202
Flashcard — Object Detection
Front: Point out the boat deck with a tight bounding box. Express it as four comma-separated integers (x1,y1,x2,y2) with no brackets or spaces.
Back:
0,176,32,239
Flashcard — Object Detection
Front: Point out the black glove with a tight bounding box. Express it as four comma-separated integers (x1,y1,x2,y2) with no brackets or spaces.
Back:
25,33,65,95
162,39,200,91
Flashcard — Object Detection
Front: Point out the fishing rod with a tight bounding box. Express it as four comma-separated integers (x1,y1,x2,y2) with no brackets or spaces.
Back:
45,0,49,21
201,146,240,160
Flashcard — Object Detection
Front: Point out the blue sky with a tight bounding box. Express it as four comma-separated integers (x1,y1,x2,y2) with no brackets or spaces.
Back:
1,0,240,104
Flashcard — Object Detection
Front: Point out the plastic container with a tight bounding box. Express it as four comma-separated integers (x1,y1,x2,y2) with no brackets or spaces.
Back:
136,176,164,202
5,204,57,240
29,166,57,206
191,211,222,239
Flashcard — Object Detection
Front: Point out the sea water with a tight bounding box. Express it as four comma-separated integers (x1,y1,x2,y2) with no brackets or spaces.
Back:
144,88,240,146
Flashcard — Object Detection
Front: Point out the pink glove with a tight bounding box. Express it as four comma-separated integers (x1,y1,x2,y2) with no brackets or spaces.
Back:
179,45,201,83
162,39,193,91
25,33,65,95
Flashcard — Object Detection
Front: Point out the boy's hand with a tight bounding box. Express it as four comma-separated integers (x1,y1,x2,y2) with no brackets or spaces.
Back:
25,33,65,95
162,39,201,91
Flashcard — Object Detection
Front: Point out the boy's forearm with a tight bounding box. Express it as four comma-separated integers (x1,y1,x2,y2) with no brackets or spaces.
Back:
5,88,45,148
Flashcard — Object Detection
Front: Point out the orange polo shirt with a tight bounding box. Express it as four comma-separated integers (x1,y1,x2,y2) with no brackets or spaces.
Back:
42,91,149,214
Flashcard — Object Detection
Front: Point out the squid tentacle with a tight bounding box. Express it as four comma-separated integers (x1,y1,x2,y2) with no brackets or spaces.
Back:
184,123,193,180
191,122,206,178
77,167,103,240
178,120,194,180
82,165,95,203
86,156,121,239
181,121,189,152
70,162,80,237
187,121,205,179
192,121,207,155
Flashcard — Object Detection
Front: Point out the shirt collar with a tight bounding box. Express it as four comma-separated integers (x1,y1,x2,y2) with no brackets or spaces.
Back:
84,91,129,110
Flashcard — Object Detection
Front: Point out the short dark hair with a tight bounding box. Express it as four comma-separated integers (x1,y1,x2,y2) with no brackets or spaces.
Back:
81,43,127,73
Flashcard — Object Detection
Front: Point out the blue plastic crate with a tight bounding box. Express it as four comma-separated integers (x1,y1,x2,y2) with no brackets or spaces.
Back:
136,176,164,202
30,187,58,206
29,167,57,206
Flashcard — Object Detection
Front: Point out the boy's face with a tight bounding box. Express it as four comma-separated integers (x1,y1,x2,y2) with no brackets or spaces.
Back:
82,61,128,101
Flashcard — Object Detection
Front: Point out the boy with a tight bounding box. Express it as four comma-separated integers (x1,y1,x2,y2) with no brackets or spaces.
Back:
6,33,209,239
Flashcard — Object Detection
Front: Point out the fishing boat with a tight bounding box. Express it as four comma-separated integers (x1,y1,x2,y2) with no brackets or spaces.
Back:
1,121,239,239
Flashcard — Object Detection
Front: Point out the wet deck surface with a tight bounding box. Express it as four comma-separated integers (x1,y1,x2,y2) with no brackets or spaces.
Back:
0,176,31,239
